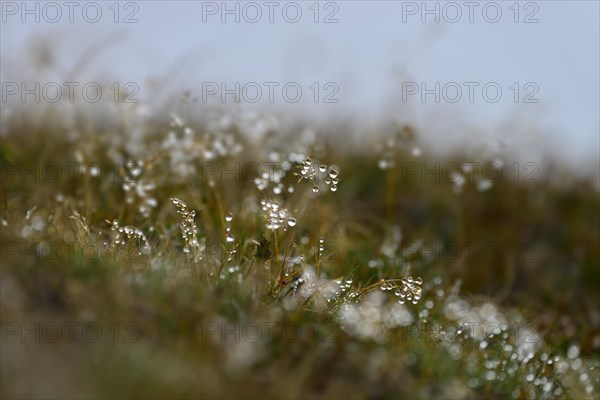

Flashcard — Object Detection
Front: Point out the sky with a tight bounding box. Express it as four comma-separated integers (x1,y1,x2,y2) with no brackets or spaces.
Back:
1,1,599,170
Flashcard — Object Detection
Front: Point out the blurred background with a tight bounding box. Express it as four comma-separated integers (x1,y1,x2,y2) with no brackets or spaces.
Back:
2,0,599,174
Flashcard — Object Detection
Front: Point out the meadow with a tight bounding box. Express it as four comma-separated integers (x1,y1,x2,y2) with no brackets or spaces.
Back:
1,101,599,399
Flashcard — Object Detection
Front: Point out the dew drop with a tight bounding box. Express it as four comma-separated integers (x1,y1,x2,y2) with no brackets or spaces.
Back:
287,217,297,227
477,179,493,192
330,184,337,192
567,345,580,359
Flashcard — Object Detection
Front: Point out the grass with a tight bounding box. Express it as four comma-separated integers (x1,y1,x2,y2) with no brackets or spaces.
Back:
0,105,599,399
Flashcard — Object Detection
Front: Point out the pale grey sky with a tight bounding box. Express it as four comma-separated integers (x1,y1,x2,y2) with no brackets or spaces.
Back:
2,1,599,170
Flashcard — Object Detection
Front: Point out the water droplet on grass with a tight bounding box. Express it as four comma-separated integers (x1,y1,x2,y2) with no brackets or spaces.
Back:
329,166,339,178
477,179,493,192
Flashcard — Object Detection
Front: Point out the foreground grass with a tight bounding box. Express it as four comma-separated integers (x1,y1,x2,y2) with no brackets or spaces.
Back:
1,107,599,398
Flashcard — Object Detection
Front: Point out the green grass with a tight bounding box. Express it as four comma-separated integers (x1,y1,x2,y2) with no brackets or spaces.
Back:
1,109,599,399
